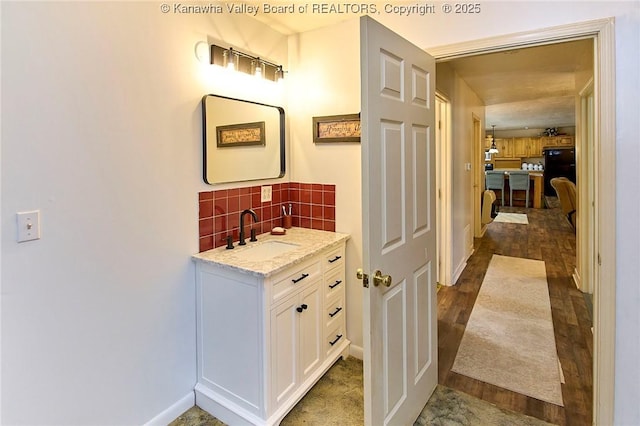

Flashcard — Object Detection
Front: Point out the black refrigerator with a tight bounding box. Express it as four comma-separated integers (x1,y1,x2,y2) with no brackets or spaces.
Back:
543,146,576,196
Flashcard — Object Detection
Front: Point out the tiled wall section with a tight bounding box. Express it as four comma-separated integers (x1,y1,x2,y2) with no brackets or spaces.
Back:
199,182,336,252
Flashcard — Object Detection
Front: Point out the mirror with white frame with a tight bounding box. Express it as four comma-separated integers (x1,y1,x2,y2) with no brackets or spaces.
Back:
202,94,285,184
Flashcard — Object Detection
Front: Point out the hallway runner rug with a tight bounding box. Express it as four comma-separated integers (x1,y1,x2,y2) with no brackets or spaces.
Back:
451,254,564,406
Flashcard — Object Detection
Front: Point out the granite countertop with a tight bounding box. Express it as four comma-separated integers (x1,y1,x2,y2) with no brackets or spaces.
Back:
192,227,350,278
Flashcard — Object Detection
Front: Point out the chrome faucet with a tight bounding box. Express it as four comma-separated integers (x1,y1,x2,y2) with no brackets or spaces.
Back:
239,208,259,245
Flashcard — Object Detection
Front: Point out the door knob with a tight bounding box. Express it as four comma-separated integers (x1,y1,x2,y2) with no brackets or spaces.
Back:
372,270,392,287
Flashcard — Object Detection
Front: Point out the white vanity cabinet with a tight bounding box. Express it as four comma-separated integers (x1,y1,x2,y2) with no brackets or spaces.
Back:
269,259,323,410
193,229,349,426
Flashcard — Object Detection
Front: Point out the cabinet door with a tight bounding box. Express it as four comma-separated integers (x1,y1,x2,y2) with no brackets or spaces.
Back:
494,138,513,158
271,296,298,408
513,137,529,158
298,283,322,381
541,136,556,148
529,137,543,157
485,136,493,150
557,136,574,146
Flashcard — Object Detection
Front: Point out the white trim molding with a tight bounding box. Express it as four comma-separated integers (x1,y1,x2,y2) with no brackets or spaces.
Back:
143,392,195,426
592,17,616,426
436,92,453,286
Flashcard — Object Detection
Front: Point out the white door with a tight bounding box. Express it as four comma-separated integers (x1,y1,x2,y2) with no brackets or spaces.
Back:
360,16,438,425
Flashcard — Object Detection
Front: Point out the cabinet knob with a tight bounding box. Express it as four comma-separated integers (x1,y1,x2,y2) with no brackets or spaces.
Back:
296,304,308,313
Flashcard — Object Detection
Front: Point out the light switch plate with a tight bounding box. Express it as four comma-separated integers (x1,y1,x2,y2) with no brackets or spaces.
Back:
17,210,41,243
261,185,272,202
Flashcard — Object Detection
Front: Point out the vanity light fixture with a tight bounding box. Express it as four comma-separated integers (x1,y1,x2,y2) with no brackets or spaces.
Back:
275,66,284,81
251,59,265,78
209,44,286,82
223,48,239,71
488,125,499,154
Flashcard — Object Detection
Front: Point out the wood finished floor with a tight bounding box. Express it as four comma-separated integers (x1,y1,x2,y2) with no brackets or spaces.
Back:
438,204,593,426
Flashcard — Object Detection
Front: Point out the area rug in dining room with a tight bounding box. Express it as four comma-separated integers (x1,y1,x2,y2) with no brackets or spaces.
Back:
493,212,529,224
451,254,564,406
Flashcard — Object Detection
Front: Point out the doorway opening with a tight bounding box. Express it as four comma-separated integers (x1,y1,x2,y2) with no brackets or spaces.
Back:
430,18,615,426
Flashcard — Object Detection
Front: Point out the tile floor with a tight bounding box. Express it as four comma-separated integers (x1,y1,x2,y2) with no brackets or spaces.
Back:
170,357,555,426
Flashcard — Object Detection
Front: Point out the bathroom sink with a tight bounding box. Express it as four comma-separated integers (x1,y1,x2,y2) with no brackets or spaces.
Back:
238,240,300,261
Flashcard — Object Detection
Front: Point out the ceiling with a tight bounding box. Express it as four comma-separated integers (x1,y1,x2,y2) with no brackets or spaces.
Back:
252,14,594,132
441,39,594,131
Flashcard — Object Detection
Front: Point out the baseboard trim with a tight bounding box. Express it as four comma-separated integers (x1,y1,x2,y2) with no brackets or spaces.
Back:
195,385,259,426
572,268,582,290
196,340,351,426
349,344,364,360
144,391,194,426
452,259,468,285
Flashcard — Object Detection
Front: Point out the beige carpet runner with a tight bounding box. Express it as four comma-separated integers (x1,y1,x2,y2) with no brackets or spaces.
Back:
451,254,564,406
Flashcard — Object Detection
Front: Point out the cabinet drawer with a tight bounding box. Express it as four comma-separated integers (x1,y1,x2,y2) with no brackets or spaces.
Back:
271,260,321,304
325,293,345,328
325,323,345,356
323,246,345,272
324,268,345,300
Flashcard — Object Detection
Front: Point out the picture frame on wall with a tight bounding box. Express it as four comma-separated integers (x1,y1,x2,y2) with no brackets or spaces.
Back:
216,121,266,147
312,113,361,143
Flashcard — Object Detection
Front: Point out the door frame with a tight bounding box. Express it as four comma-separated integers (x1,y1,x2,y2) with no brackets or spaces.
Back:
436,93,453,287
472,114,483,239
576,78,595,295
428,18,615,425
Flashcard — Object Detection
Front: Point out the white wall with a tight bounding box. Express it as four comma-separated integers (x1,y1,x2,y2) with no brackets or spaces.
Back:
436,63,485,281
2,2,638,425
1,3,287,424
287,19,364,355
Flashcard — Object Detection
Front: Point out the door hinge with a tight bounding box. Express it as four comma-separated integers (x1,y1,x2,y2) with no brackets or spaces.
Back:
598,253,602,266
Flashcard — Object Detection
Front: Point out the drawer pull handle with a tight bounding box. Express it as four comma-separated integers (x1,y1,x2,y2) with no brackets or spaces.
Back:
292,273,309,284
296,304,308,313
329,307,342,318
329,334,343,346
329,280,342,289
328,255,342,263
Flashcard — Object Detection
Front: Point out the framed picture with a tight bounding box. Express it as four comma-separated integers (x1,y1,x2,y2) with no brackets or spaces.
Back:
216,121,265,147
312,113,361,143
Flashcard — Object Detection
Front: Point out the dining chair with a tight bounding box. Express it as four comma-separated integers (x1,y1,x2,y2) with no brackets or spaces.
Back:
509,170,530,207
551,177,577,230
485,171,505,206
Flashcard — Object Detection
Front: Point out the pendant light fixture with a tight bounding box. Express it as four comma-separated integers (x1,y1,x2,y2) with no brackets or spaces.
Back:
488,125,499,154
